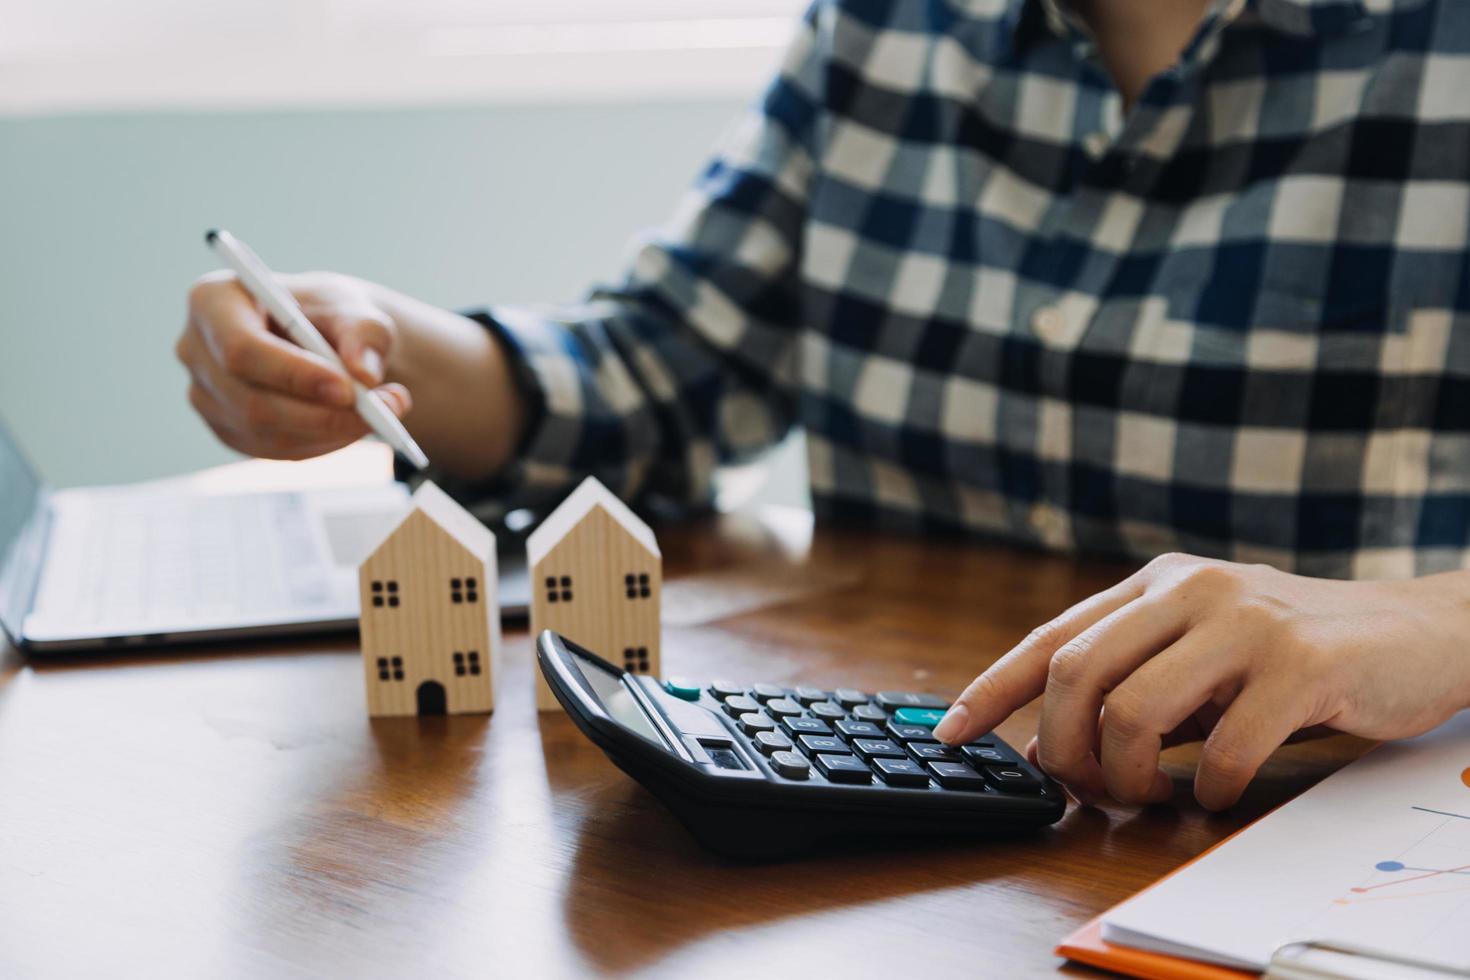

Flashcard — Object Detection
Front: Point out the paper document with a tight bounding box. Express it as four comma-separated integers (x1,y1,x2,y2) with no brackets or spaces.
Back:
1102,712,1470,973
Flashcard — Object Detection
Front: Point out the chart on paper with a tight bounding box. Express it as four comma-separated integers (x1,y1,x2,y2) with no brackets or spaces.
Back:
1294,802,1470,952
1100,715,1470,972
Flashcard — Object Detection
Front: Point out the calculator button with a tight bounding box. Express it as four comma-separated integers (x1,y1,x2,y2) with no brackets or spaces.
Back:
851,738,907,760
873,757,931,787
982,765,1044,793
709,680,746,700
754,731,792,755
893,707,947,728
908,742,962,763
833,688,870,708
961,745,1018,767
663,678,703,702
850,704,888,723
876,691,950,711
769,751,811,780
750,683,788,702
834,719,885,740
781,716,834,738
814,753,872,784
809,702,847,721
764,698,804,718
927,761,988,791
793,686,830,705
887,722,940,744
738,712,776,736
722,695,761,717
797,734,847,755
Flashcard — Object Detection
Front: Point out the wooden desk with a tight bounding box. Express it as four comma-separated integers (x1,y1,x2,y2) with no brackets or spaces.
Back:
0,501,1371,977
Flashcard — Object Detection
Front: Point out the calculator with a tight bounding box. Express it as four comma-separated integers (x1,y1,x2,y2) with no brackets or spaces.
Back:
536,631,1065,857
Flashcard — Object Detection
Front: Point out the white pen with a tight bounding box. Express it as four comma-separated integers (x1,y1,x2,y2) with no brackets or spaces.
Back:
204,228,429,471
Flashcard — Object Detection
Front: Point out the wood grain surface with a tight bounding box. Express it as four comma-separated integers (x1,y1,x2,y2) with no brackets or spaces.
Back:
0,502,1372,979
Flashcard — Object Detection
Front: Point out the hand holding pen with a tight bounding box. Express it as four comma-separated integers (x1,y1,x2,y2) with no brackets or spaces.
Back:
177,231,427,468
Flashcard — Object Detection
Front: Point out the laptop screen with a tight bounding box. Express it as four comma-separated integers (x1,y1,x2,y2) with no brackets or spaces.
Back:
0,418,46,645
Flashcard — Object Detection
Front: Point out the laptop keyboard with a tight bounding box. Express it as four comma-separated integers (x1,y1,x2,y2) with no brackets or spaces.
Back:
37,491,329,625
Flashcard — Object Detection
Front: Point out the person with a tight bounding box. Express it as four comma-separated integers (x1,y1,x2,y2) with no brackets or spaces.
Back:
176,0,1470,811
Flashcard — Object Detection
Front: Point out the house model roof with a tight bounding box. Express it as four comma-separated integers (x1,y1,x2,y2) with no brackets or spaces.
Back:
527,476,659,567
370,480,494,560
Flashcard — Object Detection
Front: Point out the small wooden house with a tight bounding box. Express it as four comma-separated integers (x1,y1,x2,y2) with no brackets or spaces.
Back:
359,481,499,717
528,477,661,711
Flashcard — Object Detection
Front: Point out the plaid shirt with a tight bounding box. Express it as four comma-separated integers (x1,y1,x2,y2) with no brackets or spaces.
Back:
457,0,1470,580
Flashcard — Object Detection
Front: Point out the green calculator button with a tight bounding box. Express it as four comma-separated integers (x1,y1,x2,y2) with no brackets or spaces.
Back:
663,678,703,702
893,707,947,728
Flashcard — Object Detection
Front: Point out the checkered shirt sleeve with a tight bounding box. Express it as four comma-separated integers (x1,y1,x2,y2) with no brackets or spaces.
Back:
438,6,830,515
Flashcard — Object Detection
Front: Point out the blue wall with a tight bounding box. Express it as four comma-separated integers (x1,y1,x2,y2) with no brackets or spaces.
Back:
0,101,741,487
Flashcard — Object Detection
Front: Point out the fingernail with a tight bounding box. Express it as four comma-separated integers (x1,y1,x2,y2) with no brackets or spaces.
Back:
360,348,384,384
933,703,969,744
381,384,411,415
316,377,349,405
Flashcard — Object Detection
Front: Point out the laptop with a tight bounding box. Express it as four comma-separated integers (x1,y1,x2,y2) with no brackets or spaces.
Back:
0,416,530,653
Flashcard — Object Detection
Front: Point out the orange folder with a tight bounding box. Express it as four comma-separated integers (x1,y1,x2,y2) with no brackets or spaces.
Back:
1054,813,1268,978
1056,917,1251,980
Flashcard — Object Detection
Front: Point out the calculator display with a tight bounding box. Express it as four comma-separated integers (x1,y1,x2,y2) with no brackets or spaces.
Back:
572,647,665,746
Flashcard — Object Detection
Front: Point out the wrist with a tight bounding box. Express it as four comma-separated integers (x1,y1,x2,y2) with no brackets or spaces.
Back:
1405,570,1470,711
367,284,527,481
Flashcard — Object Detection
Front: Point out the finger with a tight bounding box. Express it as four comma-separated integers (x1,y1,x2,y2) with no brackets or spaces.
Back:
934,575,1147,745
1025,736,1108,807
186,382,321,461
191,274,357,407
299,301,394,387
1194,683,1307,811
377,382,412,417
1033,594,1193,802
190,378,360,459
192,383,368,462
1094,625,1239,804
188,355,370,444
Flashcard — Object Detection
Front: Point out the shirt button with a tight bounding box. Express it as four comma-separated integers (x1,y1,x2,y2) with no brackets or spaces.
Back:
1084,130,1110,160
1031,305,1065,343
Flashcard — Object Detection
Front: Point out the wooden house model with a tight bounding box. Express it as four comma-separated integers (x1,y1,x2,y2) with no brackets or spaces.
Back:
359,480,499,717
528,477,661,711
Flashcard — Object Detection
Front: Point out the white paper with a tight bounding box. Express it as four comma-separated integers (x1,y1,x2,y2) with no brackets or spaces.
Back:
1102,711,1470,972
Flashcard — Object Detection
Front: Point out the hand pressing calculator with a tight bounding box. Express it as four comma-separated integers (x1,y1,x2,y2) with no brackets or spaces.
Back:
537,631,1065,857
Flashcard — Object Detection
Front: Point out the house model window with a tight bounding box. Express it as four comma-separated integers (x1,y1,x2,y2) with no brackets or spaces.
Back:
376,656,405,682
450,577,479,604
452,651,482,677
622,646,650,673
624,572,651,599
370,580,400,608
545,575,573,603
